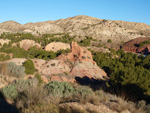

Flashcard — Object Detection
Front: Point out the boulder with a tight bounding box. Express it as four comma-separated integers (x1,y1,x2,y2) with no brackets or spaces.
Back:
0,39,10,47
45,42,70,52
19,39,41,50
39,60,70,76
1,58,26,66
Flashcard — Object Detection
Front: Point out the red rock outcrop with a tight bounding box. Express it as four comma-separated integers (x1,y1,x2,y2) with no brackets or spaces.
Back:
57,42,96,64
33,42,107,82
122,37,150,55
56,42,107,80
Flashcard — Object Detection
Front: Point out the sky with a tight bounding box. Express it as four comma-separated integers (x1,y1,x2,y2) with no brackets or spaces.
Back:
0,0,150,25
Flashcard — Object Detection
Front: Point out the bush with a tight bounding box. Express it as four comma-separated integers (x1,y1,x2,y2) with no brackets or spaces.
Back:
79,36,92,47
1,79,39,100
93,50,150,101
19,85,49,106
139,40,150,47
7,62,25,77
107,39,112,43
35,73,43,85
23,59,35,74
1,84,18,100
45,81,75,97
22,104,59,113
73,86,98,104
0,63,8,75
15,79,39,92
75,86,93,96
0,54,10,61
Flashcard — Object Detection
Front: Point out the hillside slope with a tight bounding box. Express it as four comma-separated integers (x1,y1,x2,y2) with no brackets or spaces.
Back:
0,15,150,43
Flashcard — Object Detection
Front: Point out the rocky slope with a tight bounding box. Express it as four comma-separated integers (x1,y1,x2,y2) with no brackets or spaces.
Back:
0,15,150,44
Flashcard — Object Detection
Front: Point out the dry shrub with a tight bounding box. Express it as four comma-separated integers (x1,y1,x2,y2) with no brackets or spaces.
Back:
78,94,99,105
95,90,145,113
72,86,100,104
21,104,59,113
95,90,110,102
59,105,88,113
47,94,61,105
16,85,49,109
0,63,8,76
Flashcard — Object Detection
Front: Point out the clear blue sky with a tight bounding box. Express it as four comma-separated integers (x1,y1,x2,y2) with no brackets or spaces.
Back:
0,0,150,25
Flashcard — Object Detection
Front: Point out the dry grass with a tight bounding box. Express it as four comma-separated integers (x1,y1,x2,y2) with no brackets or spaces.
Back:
1,78,148,113
95,90,146,113
16,85,49,109
21,104,59,113
59,105,88,113
0,63,8,76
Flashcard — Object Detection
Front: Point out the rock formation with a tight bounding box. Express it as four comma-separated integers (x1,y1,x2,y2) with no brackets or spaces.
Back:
45,42,70,52
0,39,10,47
34,42,107,82
0,42,107,86
19,39,41,50
122,37,150,55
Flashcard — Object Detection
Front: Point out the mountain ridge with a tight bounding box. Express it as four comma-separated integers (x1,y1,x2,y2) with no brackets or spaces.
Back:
0,15,150,44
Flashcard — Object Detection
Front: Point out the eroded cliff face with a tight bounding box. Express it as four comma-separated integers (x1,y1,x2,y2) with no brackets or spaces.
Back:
122,37,150,55
1,15,150,44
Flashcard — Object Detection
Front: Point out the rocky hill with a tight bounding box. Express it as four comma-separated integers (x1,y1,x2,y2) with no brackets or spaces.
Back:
122,37,150,55
0,15,150,44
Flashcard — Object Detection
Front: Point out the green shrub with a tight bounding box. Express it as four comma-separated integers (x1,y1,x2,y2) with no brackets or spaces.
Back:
0,54,10,61
1,84,18,100
75,86,93,96
93,50,150,101
73,86,96,104
7,62,25,77
45,81,75,96
23,59,35,74
35,73,43,85
1,79,39,100
139,40,150,47
78,36,92,47
15,79,39,92
107,39,112,43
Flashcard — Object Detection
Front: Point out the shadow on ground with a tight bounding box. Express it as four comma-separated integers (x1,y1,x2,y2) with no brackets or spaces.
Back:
0,91,19,113
75,76,107,91
75,76,150,102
